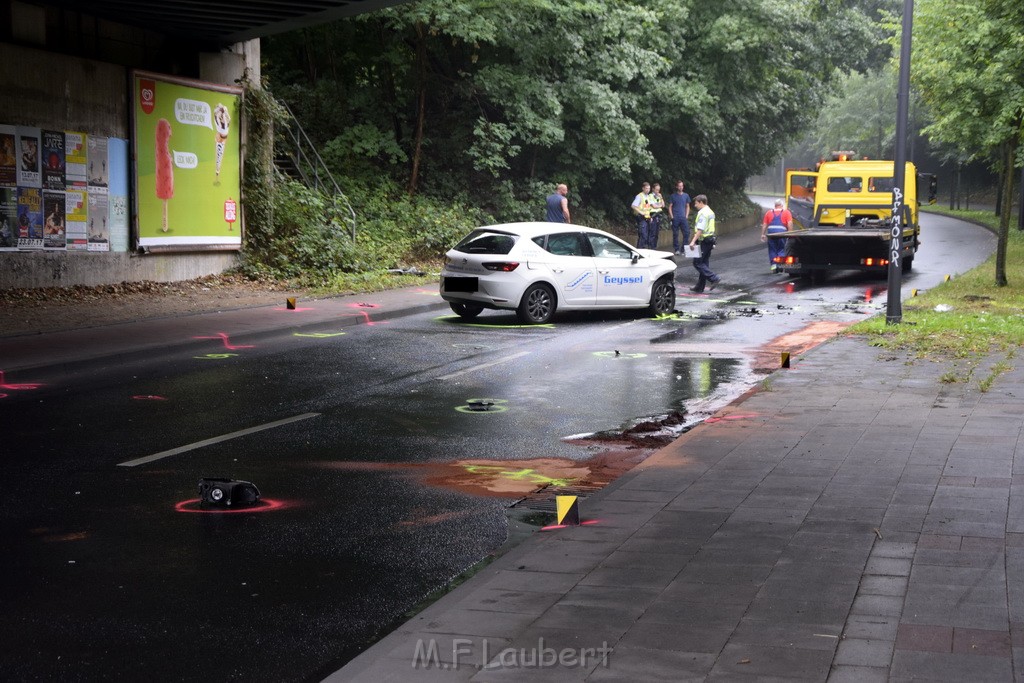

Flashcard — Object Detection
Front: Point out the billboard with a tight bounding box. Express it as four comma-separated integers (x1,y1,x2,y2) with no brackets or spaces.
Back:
132,71,242,251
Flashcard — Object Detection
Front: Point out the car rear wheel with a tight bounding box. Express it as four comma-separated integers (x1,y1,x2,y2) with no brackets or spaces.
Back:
517,284,556,324
648,276,676,316
450,302,484,319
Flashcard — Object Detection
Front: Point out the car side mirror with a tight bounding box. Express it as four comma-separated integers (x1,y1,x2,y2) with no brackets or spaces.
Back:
631,253,640,264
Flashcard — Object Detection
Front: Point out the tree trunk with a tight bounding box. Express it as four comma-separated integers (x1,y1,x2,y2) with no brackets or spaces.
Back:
407,21,427,196
995,139,1015,286
1019,164,1024,231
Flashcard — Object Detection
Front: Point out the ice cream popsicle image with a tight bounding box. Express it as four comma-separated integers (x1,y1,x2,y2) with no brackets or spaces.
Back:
213,103,230,180
155,118,174,232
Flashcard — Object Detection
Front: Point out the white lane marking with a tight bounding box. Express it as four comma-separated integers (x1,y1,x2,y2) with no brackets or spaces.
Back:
437,351,531,381
117,412,320,467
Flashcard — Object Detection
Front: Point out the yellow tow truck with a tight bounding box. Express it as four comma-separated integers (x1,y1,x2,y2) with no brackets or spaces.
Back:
779,152,937,284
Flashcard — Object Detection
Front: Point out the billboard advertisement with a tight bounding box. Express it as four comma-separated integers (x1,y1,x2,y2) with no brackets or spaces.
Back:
132,71,242,251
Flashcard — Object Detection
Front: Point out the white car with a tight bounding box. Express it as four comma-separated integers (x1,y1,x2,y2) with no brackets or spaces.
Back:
440,222,678,324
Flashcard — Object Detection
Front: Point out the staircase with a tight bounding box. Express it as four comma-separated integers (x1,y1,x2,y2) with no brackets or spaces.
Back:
274,101,357,240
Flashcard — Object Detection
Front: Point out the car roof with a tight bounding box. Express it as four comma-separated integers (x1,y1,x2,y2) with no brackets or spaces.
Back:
473,222,616,239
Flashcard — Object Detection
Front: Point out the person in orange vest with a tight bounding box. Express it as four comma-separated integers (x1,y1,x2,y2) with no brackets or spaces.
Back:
761,199,793,273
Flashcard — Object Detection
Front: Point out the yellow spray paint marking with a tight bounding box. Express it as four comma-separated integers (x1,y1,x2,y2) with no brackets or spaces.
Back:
194,353,239,360
435,316,555,329
462,464,576,487
593,351,646,359
293,332,347,338
654,312,682,321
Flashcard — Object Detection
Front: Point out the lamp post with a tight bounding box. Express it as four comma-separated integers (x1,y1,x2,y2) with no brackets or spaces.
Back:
887,0,914,324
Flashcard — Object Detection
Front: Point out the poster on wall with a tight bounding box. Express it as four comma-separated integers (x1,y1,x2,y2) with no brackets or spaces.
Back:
66,131,87,189
88,135,108,192
108,137,129,252
0,187,16,250
66,188,88,251
17,186,42,249
0,125,17,187
16,126,41,188
43,189,66,250
88,192,109,251
132,70,242,251
42,130,66,190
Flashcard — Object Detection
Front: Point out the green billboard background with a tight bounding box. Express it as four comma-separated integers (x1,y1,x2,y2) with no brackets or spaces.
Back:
133,71,241,249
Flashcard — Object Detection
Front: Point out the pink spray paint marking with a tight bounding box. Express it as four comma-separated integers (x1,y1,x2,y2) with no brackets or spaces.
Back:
174,498,291,514
192,332,254,350
0,370,43,393
132,395,168,401
342,304,390,326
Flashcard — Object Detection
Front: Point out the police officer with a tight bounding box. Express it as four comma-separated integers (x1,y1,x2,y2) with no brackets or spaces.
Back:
631,182,653,248
648,182,665,249
688,194,721,293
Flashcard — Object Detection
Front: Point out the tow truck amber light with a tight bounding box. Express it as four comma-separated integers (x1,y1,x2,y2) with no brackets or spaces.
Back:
483,262,520,272
773,256,798,265
861,258,889,266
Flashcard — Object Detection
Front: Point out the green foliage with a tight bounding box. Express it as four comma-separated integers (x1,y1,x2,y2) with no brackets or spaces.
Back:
262,0,880,222
913,0,1024,162
851,208,1024,363
238,177,362,282
807,69,899,159
913,0,1024,285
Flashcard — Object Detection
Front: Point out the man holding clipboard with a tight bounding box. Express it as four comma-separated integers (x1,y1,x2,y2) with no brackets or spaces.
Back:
687,194,721,293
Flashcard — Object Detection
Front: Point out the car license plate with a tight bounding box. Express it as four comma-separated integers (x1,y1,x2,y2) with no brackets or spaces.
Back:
444,276,478,293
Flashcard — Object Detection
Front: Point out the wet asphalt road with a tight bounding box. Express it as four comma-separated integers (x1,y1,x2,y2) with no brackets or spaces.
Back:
0,210,994,682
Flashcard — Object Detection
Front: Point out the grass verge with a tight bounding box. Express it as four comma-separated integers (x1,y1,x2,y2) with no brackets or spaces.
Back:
848,207,1024,388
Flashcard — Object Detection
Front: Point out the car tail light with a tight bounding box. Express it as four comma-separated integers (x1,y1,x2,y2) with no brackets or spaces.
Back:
861,257,888,266
483,262,520,272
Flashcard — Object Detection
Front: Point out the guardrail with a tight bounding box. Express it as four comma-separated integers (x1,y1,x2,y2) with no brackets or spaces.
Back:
275,100,357,240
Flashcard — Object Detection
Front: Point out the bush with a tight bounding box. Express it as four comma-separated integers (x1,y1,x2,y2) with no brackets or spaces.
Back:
240,177,362,282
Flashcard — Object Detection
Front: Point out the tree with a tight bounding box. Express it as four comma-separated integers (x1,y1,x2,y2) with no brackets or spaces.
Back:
914,0,1024,285
263,0,883,221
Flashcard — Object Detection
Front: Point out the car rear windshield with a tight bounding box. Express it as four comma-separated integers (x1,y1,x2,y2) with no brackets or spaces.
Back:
452,230,517,255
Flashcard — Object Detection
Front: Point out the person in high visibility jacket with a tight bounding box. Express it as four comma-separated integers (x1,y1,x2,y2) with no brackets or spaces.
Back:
631,182,654,248
688,194,721,293
648,182,665,249
761,199,792,272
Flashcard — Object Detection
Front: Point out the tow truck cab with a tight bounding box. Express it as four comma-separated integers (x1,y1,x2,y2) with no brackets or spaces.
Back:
786,156,936,231
779,152,937,281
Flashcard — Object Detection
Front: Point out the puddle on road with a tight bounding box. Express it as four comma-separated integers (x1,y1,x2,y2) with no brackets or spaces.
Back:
317,316,849,514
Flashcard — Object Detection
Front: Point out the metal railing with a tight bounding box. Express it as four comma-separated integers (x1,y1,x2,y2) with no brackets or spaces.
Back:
275,100,357,240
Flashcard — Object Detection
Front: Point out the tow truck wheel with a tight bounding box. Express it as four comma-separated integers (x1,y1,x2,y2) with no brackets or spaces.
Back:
811,270,827,285
902,256,914,273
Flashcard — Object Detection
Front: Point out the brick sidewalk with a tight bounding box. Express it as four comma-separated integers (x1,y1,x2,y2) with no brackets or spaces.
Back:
331,336,1024,682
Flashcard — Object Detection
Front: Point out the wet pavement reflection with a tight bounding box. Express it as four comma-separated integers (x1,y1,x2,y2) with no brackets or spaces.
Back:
0,211,997,681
